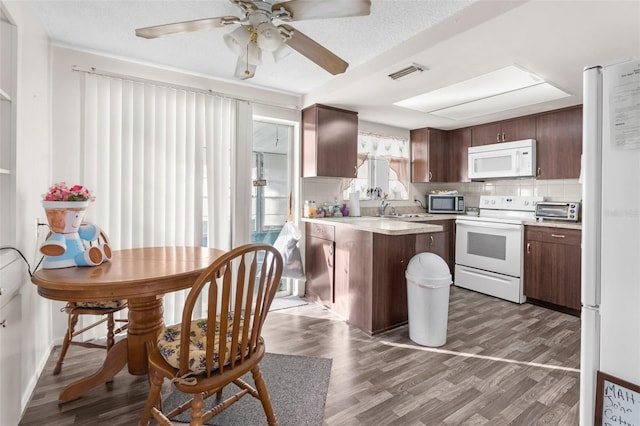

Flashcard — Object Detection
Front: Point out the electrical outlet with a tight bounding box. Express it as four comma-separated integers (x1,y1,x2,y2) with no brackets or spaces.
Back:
34,219,48,240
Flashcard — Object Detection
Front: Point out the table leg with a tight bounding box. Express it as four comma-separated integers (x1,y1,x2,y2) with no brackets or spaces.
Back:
58,338,127,404
126,296,164,375
57,296,165,403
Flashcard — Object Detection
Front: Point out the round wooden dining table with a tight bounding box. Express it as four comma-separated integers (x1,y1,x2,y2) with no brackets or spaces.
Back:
31,246,225,404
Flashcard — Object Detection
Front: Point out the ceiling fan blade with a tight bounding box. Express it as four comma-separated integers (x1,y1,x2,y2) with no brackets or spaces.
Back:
135,16,240,39
273,0,371,21
280,24,348,75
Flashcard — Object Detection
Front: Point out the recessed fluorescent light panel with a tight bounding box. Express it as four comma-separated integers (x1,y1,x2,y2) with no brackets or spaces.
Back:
393,65,570,120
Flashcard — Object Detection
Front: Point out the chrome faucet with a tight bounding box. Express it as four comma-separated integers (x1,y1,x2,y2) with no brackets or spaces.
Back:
379,200,390,216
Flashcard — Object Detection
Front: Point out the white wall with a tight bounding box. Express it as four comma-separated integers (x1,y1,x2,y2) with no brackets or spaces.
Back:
1,0,53,419
359,120,410,139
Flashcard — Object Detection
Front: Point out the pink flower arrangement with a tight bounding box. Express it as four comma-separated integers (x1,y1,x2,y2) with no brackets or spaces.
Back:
43,182,95,202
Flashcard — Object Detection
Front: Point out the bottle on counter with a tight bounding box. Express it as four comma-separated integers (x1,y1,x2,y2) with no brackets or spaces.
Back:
323,202,333,217
303,200,317,218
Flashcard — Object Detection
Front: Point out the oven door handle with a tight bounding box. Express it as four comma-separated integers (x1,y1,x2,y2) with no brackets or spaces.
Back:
456,220,519,231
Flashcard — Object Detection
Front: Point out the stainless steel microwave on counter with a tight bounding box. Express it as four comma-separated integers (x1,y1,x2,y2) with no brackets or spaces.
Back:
428,194,465,214
535,201,581,222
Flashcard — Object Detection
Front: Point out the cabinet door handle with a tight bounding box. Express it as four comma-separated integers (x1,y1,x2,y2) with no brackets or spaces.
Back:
551,234,566,238
430,235,434,246
428,171,433,181
496,133,500,143
537,167,541,177
527,242,531,254
502,132,506,142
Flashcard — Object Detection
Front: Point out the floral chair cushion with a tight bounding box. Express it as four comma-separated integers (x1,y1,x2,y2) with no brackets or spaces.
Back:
70,300,125,309
158,312,245,374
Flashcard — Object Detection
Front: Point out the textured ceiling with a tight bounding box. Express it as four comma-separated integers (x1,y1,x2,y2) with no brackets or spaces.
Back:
32,0,477,94
26,0,640,130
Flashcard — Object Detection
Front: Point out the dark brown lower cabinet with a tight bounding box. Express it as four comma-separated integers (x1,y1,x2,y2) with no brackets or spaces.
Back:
415,220,452,273
342,230,412,334
304,223,335,308
524,226,581,314
305,220,454,335
334,226,372,323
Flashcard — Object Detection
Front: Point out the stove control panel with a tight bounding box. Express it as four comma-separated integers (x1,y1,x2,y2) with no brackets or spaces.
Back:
479,196,544,212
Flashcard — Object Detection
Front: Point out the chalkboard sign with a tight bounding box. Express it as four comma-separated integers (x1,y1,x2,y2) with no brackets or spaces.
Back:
595,371,640,426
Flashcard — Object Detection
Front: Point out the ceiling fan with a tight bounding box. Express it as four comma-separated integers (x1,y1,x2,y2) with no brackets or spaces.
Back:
135,0,371,80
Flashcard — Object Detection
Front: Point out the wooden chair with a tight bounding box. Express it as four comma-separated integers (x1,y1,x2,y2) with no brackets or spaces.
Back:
139,243,283,426
53,301,128,375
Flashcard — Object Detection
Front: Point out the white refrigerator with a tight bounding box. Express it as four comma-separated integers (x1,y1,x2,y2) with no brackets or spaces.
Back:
581,59,640,425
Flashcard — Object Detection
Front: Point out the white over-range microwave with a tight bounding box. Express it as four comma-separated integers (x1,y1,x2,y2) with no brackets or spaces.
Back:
468,139,536,180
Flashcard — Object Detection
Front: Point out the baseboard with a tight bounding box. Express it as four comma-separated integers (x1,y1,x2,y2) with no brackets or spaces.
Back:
21,341,55,417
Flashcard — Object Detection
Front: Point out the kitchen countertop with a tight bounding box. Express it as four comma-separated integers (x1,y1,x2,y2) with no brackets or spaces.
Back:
525,220,582,230
302,215,445,235
303,214,582,232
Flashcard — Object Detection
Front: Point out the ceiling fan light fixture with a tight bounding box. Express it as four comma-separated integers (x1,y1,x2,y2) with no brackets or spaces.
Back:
272,43,292,62
135,0,372,80
256,21,284,52
234,58,257,80
223,26,262,65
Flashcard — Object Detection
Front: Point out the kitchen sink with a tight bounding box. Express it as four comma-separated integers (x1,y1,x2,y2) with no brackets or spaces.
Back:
379,213,433,219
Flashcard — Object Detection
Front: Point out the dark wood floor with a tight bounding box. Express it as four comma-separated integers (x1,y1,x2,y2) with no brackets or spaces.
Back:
19,286,581,425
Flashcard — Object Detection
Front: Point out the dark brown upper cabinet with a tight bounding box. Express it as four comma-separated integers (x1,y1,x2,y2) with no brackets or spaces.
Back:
302,104,358,178
447,127,472,182
471,116,536,146
410,127,447,182
535,106,583,179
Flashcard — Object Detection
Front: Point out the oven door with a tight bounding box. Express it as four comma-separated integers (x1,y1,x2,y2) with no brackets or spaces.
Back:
455,219,524,277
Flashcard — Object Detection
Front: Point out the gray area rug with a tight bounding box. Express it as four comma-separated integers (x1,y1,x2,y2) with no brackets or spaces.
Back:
162,353,332,426
269,296,308,311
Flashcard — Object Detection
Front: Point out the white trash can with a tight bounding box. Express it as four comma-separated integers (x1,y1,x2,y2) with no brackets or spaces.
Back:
405,252,452,347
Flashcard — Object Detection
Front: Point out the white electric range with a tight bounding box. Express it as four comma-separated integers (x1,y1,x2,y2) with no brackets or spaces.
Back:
454,195,544,303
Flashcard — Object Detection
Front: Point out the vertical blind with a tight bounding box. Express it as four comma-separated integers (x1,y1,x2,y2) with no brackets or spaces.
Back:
80,73,251,323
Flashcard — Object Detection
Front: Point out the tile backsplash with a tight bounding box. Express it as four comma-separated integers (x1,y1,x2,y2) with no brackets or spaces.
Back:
415,178,582,208
301,177,582,214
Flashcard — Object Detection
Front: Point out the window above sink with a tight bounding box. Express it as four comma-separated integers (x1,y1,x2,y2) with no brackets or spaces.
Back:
342,132,410,201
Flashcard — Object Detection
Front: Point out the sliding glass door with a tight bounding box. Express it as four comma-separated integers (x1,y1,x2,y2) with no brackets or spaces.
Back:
251,121,292,295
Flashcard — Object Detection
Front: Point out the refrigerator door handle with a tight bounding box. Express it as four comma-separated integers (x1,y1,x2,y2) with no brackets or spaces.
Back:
581,65,603,308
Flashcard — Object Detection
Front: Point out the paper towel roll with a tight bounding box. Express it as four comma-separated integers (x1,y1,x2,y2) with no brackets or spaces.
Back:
349,191,361,217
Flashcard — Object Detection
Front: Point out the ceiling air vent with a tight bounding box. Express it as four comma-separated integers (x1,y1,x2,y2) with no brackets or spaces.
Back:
388,63,426,80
